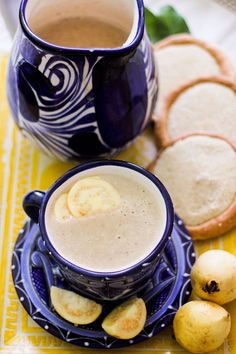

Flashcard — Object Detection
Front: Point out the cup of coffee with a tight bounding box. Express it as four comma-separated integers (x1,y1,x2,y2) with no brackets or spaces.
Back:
7,0,158,160
23,160,174,301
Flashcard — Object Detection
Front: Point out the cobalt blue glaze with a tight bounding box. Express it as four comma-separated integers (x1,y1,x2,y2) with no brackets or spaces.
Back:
23,160,174,301
23,190,45,223
7,0,158,160
12,215,195,349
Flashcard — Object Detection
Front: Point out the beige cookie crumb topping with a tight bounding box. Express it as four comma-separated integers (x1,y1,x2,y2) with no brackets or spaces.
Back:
168,82,236,147
154,135,236,226
155,44,221,114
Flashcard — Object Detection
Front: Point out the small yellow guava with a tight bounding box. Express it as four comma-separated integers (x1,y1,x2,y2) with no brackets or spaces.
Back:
102,297,147,339
51,286,102,325
173,301,231,353
191,250,236,305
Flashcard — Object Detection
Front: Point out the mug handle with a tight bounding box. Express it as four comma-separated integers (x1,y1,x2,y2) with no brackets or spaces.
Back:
23,190,46,224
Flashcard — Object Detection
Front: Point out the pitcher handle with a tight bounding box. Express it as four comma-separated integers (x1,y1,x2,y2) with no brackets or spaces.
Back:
23,190,46,224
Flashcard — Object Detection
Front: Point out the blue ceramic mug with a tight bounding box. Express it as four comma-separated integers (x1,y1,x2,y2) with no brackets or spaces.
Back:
7,0,158,161
23,160,174,301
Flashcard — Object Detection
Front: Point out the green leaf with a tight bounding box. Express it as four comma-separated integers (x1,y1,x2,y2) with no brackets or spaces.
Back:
145,5,190,43
144,8,161,43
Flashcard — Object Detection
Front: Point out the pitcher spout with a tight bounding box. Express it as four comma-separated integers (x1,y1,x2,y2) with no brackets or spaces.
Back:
19,0,144,55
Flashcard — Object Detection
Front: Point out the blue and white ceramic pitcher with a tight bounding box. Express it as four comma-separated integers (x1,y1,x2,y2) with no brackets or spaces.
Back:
6,0,158,160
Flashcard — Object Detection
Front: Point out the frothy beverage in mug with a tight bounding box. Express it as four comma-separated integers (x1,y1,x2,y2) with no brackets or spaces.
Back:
45,166,167,272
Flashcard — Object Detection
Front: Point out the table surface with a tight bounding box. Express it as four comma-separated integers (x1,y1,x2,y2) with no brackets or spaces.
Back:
0,1,235,354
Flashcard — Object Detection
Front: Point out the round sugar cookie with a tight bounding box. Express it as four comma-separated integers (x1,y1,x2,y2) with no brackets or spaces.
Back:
150,134,236,240
153,34,234,118
155,77,236,148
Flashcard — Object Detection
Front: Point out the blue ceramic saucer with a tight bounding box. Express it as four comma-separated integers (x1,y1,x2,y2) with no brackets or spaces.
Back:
12,215,195,349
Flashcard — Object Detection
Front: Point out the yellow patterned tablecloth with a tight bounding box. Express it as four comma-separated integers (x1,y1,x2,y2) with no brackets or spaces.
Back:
0,54,235,354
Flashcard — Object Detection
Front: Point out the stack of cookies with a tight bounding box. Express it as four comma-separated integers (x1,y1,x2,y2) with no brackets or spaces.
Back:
151,34,236,240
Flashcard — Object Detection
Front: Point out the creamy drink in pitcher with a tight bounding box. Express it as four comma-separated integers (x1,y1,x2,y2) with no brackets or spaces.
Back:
28,0,130,48
45,167,167,272
30,17,128,48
